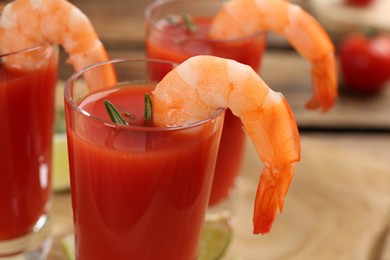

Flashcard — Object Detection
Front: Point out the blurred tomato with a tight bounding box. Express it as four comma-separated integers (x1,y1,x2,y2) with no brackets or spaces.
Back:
338,33,390,93
345,0,375,7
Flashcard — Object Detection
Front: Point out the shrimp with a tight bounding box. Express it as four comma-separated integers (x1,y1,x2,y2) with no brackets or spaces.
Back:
152,55,301,234
0,0,116,88
209,0,338,112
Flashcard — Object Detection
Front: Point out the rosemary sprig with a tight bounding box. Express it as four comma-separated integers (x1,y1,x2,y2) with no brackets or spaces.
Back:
181,14,198,33
104,100,128,125
144,93,153,124
104,93,153,126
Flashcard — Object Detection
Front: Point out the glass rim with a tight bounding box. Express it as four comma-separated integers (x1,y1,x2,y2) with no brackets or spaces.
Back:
144,0,265,43
64,57,225,132
0,42,52,58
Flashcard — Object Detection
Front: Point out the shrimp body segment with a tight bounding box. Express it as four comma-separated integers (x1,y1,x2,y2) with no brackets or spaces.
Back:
152,55,301,234
209,0,338,112
0,0,116,88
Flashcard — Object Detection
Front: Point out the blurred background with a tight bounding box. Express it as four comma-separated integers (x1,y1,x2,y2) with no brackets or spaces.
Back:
1,0,389,259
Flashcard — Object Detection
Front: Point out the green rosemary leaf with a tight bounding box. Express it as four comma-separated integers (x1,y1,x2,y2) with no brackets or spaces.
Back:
144,93,153,124
104,100,128,126
182,14,198,33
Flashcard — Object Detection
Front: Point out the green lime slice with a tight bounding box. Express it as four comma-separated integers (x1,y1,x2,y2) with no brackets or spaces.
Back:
61,234,75,260
52,133,70,191
198,215,233,260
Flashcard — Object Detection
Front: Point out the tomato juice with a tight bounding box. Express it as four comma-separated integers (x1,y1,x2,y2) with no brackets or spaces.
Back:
146,16,265,78
145,13,266,205
65,84,224,259
0,45,58,241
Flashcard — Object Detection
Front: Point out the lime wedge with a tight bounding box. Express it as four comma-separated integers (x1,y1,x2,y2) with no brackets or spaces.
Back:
61,234,75,260
198,214,233,260
52,133,70,191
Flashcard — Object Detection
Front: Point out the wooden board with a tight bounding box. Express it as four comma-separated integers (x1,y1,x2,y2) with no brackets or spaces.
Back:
225,134,390,259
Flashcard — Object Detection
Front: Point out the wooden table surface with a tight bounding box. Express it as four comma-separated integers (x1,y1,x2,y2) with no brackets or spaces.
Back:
2,0,389,259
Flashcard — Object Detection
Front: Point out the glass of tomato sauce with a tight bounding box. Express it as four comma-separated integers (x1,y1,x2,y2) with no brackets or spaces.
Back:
145,0,266,219
64,58,225,259
0,43,59,258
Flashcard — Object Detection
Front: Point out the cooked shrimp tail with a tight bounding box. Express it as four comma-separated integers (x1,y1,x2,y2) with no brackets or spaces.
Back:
209,0,338,112
254,164,294,234
307,51,338,111
0,0,116,88
152,55,301,234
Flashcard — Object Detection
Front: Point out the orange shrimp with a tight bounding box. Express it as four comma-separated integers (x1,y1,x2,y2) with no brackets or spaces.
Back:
209,0,338,112
152,55,301,234
0,0,115,88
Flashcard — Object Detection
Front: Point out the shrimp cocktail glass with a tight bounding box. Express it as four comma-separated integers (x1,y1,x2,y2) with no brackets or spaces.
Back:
145,0,267,217
64,58,225,260
0,0,122,257
0,43,58,257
